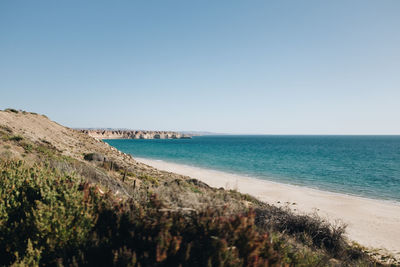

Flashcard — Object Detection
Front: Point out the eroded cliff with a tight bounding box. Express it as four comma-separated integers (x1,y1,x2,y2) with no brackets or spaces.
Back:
81,129,192,139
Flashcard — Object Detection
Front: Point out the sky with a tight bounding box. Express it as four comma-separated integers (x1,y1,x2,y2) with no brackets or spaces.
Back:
1,0,399,134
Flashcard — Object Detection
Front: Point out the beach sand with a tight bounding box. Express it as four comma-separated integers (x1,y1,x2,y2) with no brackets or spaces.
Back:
136,157,400,257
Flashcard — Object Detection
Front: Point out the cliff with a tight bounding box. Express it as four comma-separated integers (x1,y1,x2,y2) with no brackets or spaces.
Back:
80,129,192,140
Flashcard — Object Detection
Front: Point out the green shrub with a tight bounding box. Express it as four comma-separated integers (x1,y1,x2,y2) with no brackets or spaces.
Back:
5,108,19,113
189,184,201,193
84,152,106,162
9,135,23,142
0,160,284,266
139,173,159,186
21,142,33,153
0,160,94,266
34,144,56,157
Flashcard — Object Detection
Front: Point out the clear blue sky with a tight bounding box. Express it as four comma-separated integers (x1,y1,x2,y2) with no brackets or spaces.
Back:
1,1,399,134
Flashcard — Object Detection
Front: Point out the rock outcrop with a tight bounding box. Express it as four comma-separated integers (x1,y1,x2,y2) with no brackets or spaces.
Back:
80,129,192,140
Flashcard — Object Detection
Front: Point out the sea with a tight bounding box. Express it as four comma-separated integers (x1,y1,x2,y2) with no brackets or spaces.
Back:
104,135,400,202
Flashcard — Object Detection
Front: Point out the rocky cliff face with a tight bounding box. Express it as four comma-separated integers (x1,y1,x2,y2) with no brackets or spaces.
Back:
81,129,192,140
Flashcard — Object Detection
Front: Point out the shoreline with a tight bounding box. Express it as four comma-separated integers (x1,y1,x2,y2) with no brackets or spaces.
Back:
145,157,400,206
135,157,400,257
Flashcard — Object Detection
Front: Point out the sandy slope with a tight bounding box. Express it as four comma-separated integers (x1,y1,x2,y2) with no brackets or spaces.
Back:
136,157,400,258
0,111,134,162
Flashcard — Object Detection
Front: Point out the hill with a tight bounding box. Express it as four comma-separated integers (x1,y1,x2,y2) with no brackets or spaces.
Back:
0,109,395,266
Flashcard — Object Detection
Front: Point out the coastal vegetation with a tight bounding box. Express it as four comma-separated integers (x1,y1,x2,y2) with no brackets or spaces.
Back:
0,109,396,266
0,161,281,266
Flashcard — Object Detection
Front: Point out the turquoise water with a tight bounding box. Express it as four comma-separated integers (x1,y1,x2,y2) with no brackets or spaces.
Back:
105,136,400,202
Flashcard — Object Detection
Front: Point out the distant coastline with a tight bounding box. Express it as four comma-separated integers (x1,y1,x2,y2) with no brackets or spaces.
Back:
80,129,192,140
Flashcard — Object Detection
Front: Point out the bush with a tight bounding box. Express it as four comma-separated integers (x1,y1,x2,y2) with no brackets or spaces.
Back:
5,108,19,113
9,135,24,142
80,198,281,266
21,142,33,153
255,206,347,257
0,160,284,266
84,153,106,162
0,161,94,266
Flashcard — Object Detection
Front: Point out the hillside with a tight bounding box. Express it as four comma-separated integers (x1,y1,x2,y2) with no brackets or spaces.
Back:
0,109,396,266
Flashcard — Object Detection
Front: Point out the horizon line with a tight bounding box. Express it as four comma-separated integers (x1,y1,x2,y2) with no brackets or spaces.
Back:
72,128,400,136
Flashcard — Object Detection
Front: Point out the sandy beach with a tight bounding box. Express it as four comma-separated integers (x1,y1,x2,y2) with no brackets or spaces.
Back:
136,157,400,257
